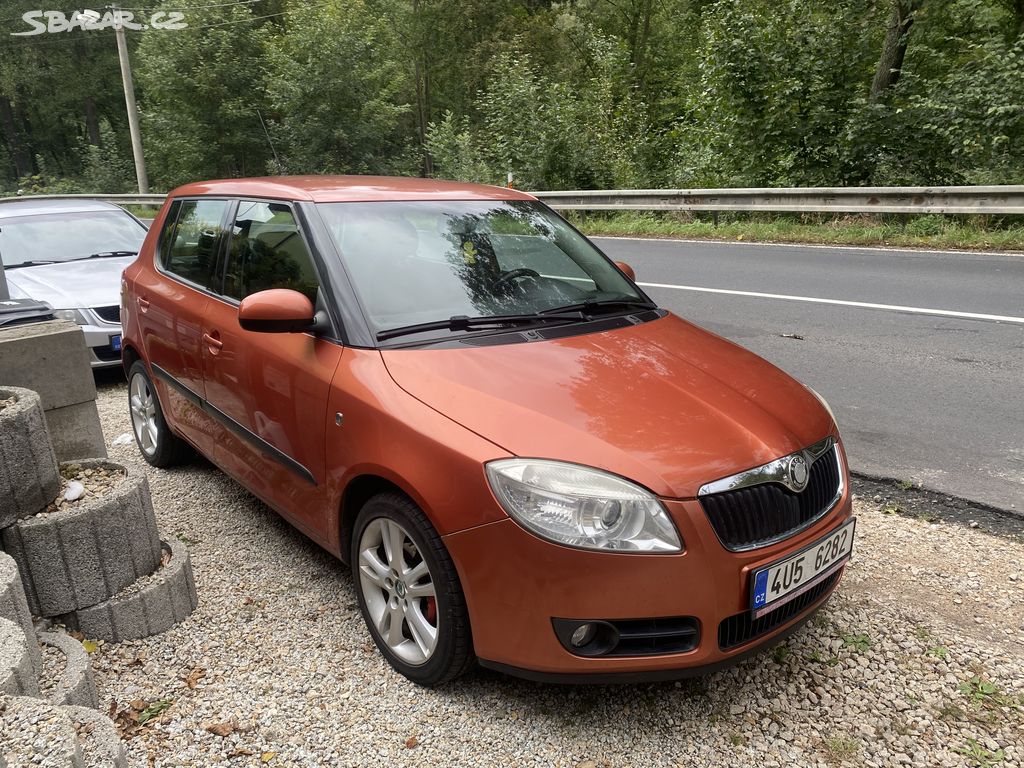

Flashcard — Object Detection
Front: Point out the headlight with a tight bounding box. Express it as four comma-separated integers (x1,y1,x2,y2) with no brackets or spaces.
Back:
485,459,682,553
53,309,87,325
807,386,837,427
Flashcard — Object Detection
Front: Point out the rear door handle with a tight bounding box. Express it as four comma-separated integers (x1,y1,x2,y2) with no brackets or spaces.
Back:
203,332,223,351
137,297,150,311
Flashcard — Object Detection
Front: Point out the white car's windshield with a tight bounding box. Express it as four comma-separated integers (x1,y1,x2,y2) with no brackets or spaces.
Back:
0,210,146,268
317,200,650,339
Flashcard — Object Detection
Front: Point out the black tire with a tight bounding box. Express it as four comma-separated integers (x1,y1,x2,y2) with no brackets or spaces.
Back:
351,492,474,686
127,361,190,468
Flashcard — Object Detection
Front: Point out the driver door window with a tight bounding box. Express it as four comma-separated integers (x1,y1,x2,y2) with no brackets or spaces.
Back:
223,201,320,302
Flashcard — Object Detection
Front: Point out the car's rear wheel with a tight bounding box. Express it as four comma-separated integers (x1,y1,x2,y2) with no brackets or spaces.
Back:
351,492,474,686
127,361,189,468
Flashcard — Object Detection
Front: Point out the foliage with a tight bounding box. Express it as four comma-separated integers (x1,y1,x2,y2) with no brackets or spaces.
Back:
0,0,1021,192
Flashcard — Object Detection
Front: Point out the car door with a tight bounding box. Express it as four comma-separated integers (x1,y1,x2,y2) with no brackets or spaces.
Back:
136,198,231,456
201,199,343,542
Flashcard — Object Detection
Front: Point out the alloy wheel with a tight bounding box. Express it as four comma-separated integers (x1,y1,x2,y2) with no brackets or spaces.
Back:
357,517,439,666
129,372,158,457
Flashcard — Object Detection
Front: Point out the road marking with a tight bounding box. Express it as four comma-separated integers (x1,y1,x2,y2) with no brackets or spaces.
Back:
593,235,1024,258
636,282,1024,325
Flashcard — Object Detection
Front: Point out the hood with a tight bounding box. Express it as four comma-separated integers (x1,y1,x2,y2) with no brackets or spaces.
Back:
381,314,833,499
4,257,133,310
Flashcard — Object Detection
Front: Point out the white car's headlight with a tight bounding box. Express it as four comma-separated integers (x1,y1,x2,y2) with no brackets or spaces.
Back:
53,309,87,325
807,386,837,427
485,459,682,553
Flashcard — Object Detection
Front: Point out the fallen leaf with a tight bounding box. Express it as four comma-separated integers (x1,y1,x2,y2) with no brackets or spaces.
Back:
227,748,254,758
82,639,99,654
183,667,206,689
405,736,419,749
129,699,149,711
261,752,277,763
204,720,238,737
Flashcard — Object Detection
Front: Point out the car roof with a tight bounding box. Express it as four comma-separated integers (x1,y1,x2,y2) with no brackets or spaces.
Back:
168,175,537,204
0,198,126,219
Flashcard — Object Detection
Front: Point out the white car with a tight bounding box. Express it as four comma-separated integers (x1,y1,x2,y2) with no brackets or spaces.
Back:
0,199,149,368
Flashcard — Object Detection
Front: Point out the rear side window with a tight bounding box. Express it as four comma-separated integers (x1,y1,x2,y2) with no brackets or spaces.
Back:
160,199,228,290
223,201,319,302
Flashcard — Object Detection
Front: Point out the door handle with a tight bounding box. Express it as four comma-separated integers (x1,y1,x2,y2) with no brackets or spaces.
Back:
137,297,150,311
203,332,223,352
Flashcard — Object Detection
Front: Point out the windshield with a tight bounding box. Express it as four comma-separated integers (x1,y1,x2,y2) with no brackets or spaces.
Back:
317,200,649,340
0,210,146,268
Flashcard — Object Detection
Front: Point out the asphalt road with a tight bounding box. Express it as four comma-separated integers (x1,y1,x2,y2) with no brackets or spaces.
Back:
593,237,1024,512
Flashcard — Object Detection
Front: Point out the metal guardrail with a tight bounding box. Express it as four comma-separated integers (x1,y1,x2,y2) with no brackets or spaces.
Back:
4,186,1024,214
0,193,168,207
532,186,1024,215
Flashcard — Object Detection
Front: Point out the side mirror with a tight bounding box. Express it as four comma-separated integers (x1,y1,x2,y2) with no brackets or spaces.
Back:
238,289,316,333
615,261,636,281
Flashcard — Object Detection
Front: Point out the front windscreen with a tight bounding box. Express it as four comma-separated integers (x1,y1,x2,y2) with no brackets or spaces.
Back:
0,210,146,268
316,199,647,340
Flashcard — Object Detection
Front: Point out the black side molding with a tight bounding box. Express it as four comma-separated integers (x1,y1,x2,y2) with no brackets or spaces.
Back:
151,363,317,485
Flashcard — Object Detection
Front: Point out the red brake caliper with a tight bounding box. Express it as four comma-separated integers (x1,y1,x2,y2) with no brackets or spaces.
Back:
424,597,437,625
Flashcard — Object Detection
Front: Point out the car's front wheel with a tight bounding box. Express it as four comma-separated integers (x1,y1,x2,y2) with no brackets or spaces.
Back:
351,492,474,686
127,361,190,468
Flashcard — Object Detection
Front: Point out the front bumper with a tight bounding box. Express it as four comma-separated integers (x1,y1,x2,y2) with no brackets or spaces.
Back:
443,486,852,680
81,321,123,368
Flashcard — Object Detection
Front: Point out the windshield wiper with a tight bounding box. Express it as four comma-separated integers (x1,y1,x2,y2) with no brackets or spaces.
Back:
540,297,657,316
4,260,59,269
377,311,584,342
76,250,138,260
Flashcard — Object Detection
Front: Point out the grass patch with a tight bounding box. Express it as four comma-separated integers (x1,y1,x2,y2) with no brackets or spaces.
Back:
841,633,872,653
823,735,861,764
955,738,1005,768
571,211,1024,251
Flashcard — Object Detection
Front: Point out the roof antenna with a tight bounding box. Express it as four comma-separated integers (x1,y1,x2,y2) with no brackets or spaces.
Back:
256,108,281,170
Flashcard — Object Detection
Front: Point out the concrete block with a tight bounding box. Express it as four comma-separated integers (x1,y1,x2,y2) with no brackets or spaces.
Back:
0,552,39,677
0,695,84,767
43,403,108,463
61,538,197,643
2,460,162,617
0,321,95,410
0,320,106,463
0,387,60,526
38,633,98,709
61,706,127,768
0,618,38,697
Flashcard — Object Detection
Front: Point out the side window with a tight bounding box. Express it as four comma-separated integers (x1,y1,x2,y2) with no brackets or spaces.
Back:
161,199,228,290
223,201,319,303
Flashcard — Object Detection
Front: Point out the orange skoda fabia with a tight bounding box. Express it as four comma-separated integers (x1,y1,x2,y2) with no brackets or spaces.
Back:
121,176,854,686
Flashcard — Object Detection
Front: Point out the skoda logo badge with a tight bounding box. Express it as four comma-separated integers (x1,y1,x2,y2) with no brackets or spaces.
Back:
787,454,810,491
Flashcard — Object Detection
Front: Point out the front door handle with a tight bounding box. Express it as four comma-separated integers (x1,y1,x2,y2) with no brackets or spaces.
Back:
137,296,150,311
203,332,223,353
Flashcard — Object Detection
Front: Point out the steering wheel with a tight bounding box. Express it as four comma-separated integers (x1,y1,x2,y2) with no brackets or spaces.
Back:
495,268,541,288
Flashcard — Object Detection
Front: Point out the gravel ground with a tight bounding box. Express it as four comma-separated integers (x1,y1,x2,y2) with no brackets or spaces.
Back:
88,376,1024,768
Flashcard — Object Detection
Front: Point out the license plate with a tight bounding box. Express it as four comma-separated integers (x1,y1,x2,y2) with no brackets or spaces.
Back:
110,334,122,352
750,518,855,617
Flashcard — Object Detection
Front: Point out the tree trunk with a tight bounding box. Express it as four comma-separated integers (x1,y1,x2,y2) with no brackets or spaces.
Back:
869,0,922,102
0,97,34,178
84,96,101,146
1015,0,1024,37
412,0,433,176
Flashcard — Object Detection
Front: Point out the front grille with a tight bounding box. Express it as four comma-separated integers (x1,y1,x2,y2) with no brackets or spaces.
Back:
94,305,121,323
718,571,839,650
700,447,841,550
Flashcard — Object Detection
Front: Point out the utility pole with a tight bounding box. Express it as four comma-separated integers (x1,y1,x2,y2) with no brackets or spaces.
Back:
112,7,148,193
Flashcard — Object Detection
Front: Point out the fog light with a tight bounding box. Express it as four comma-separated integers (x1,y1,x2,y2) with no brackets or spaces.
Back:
570,623,597,647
